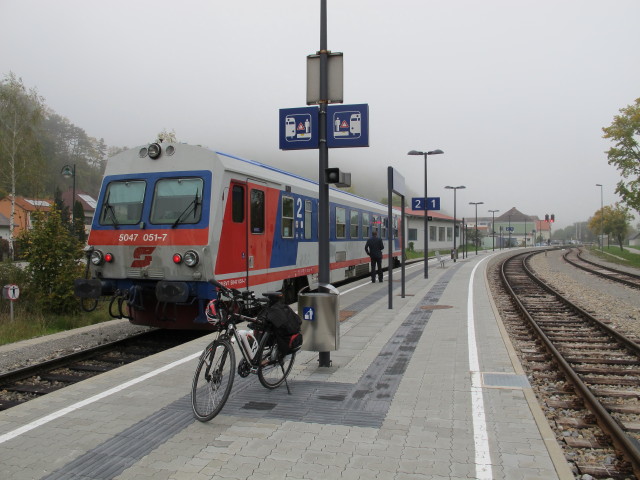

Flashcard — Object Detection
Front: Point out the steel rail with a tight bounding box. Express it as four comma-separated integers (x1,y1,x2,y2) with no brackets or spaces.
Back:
500,250,640,476
562,247,640,290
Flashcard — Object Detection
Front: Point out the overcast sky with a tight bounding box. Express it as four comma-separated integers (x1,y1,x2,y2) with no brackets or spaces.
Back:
1,0,639,230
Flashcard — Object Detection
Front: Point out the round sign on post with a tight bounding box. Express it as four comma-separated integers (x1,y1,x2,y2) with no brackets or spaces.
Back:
4,284,19,301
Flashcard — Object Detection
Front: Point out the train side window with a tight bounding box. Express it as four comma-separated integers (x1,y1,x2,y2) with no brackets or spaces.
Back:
282,196,294,238
362,212,370,238
393,215,399,238
304,200,312,239
381,216,388,238
232,185,244,223
250,189,264,234
372,215,380,234
336,207,346,239
350,210,359,239
100,180,146,226
150,177,203,225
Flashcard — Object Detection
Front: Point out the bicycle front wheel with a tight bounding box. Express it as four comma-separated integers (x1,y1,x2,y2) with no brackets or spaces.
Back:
191,339,235,422
257,332,296,389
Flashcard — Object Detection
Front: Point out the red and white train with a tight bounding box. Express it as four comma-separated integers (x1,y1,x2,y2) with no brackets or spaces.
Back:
75,142,401,329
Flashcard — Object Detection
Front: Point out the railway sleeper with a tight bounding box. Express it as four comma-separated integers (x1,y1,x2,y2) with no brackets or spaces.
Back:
5,383,65,395
601,403,640,415
583,376,640,386
556,416,597,428
565,356,639,365
576,464,631,480
573,365,640,375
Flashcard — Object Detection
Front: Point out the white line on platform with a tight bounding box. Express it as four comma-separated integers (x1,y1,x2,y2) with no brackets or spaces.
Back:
468,254,494,479
0,352,201,445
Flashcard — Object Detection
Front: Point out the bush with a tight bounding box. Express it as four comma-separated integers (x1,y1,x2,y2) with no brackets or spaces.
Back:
20,207,83,315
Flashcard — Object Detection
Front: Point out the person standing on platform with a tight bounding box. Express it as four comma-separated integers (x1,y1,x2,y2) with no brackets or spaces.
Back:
365,230,384,283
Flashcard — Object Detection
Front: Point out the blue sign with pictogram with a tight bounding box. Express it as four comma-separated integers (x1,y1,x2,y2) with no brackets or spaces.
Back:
279,107,319,150
303,306,315,321
412,197,440,211
326,104,369,148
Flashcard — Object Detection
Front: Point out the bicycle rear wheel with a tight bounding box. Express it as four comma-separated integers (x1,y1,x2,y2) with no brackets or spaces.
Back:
257,332,296,389
191,339,235,422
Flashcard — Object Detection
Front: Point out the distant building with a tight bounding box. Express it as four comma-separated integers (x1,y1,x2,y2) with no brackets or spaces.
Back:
403,208,459,253
489,207,550,247
0,196,52,238
0,212,9,241
61,188,97,232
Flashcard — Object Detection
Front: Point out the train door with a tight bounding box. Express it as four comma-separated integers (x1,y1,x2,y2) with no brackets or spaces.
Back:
246,180,269,288
215,180,269,289
215,181,249,287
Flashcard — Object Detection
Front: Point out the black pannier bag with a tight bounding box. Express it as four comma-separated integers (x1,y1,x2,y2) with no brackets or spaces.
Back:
258,302,303,354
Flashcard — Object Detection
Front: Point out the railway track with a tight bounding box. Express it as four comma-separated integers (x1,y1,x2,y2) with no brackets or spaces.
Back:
0,329,205,411
563,247,640,290
499,250,640,479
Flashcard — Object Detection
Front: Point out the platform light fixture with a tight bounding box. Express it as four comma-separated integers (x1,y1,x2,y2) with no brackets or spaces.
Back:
408,149,444,278
445,186,465,261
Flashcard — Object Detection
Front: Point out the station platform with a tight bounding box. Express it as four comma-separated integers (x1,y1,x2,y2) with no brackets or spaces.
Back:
0,251,573,480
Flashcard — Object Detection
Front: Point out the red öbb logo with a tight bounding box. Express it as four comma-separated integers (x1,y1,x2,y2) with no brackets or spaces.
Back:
131,247,156,268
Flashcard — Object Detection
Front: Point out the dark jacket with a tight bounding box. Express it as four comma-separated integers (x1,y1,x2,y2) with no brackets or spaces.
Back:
365,235,384,260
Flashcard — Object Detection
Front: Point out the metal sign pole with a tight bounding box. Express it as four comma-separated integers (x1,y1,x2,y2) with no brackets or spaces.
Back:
388,167,393,309
317,0,331,367
387,167,406,309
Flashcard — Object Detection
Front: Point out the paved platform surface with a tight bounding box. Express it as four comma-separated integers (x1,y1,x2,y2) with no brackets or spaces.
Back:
0,251,573,479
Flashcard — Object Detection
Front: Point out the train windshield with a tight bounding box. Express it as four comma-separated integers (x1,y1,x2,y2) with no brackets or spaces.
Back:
150,177,203,226
100,180,146,226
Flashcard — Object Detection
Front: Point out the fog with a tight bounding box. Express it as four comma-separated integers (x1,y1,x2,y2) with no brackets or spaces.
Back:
1,0,638,229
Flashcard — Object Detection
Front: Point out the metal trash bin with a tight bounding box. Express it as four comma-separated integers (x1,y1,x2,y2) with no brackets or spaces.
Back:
298,283,340,351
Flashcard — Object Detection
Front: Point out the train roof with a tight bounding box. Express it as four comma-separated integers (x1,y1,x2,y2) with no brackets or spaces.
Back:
105,143,391,213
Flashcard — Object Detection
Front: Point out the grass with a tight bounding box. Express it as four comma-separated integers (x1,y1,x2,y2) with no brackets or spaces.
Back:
587,245,640,269
0,303,113,346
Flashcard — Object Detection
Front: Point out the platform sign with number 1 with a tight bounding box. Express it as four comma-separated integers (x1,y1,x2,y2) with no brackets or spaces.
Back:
411,197,440,211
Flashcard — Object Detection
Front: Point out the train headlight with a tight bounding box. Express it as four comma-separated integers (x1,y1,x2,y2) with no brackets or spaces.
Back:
90,250,104,266
184,250,199,267
148,143,162,159
104,253,114,263
172,253,182,264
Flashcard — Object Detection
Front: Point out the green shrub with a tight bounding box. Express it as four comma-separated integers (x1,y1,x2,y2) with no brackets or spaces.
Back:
20,207,83,315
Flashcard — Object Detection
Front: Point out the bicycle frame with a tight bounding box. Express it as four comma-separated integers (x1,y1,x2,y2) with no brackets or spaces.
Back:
213,307,267,371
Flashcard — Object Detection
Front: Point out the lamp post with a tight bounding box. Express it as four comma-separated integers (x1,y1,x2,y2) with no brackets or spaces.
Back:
445,185,465,262
596,183,604,251
469,201,483,255
61,164,76,228
488,209,499,251
408,149,444,279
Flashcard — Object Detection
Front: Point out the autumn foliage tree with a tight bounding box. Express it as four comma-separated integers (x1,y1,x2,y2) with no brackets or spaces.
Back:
588,203,634,251
603,98,640,214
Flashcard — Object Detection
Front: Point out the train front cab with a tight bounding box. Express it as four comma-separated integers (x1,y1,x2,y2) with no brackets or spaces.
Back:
75,165,217,330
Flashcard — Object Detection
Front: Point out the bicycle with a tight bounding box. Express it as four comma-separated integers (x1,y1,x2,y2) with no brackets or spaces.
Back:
191,279,299,422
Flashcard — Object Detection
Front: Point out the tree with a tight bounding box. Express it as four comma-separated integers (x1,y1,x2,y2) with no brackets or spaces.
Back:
603,98,640,214
0,73,45,259
588,203,634,251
